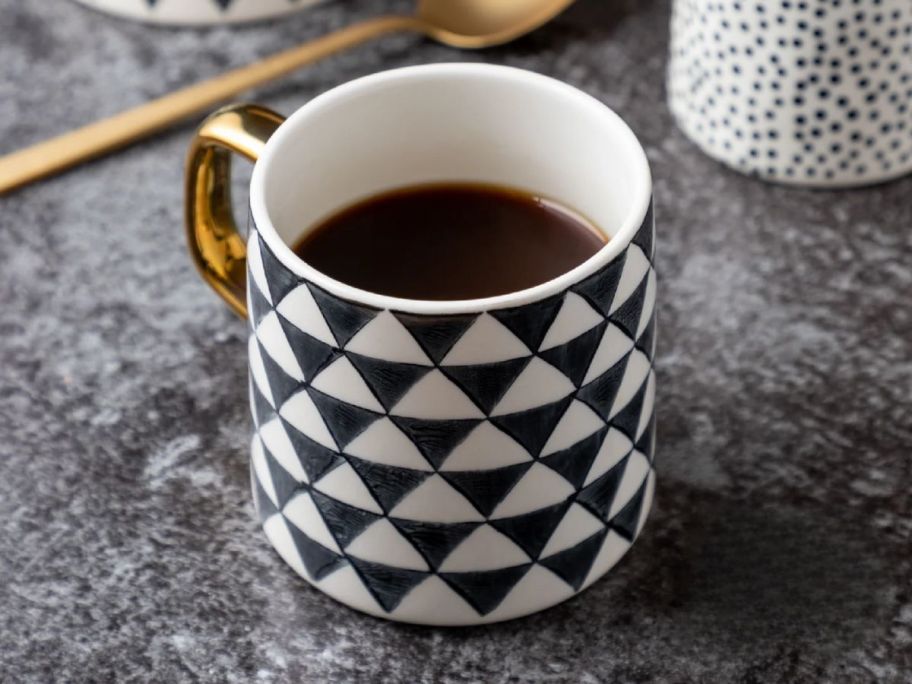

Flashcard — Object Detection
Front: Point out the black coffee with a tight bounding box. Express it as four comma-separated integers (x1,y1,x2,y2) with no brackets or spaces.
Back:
292,183,606,300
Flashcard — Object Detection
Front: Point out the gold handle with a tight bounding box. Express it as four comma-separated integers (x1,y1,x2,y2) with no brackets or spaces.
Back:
0,15,420,195
185,104,285,319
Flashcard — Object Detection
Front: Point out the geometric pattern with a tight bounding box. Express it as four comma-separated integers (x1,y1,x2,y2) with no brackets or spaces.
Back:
248,201,657,625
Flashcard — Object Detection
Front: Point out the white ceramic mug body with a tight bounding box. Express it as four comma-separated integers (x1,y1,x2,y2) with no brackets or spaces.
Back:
669,0,912,187
245,64,656,625
74,0,320,25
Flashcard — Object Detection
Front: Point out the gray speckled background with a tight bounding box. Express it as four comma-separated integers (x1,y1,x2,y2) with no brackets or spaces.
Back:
1,1,910,682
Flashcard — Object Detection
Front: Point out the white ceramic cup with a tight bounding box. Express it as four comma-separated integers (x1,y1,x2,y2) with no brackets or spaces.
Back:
186,64,657,625
74,0,320,25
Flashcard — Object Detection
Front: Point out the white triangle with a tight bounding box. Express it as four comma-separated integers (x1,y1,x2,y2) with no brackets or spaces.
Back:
391,575,480,626
345,518,429,571
263,516,307,579
636,269,657,339
540,400,605,457
275,283,337,347
636,370,656,441
438,525,531,572
580,529,631,590
259,418,308,483
282,491,342,554
540,503,606,558
343,417,432,470
312,462,383,514
608,348,651,418
584,428,633,487
539,292,605,351
439,422,532,471
246,234,272,305
278,390,337,451
256,311,305,382
582,323,635,386
315,563,383,616
609,244,651,314
390,369,485,420
441,313,530,366
389,474,485,523
636,470,656,538
486,565,575,623
608,450,652,520
248,334,274,408
344,310,432,365
251,433,278,507
490,358,575,417
310,357,384,412
490,463,576,519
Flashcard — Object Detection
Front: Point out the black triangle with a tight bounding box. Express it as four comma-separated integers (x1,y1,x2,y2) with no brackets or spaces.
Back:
310,489,383,550
345,455,431,514
250,377,276,427
347,353,432,412
392,312,477,364
257,340,304,409
249,278,273,329
576,455,629,521
490,396,574,457
284,518,348,581
307,388,382,450
278,315,340,383
489,499,573,560
572,252,627,317
632,202,655,262
262,442,302,509
610,275,649,341
257,234,300,306
490,295,564,352
576,353,630,419
610,374,649,440
253,465,280,522
610,479,648,541
440,357,531,416
389,519,481,571
389,417,482,470
636,415,656,462
541,428,609,490
440,564,532,616
440,462,533,518
280,418,344,483
637,313,656,359
349,558,429,613
539,321,607,388
307,283,377,348
539,528,608,591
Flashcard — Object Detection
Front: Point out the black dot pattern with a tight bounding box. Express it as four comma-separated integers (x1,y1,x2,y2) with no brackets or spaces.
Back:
669,0,912,185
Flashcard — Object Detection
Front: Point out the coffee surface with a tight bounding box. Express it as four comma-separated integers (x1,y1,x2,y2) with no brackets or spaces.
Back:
292,183,606,300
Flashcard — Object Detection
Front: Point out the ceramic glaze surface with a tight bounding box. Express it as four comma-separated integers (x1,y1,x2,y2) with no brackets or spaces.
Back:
669,0,912,187
246,205,656,625
74,0,320,25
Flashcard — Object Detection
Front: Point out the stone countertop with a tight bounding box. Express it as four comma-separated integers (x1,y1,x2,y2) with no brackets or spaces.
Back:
1,1,910,681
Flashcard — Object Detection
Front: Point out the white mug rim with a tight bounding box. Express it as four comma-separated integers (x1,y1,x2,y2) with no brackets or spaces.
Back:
249,63,653,315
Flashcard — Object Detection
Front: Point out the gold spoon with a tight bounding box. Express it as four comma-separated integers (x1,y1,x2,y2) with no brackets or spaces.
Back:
0,0,574,195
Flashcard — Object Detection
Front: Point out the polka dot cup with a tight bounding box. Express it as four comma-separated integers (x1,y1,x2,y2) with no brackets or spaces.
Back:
668,0,912,187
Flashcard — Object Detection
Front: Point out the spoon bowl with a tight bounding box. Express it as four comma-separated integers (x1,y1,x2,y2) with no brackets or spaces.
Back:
417,0,575,48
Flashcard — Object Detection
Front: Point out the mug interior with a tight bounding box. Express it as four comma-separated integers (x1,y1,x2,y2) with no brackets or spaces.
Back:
250,64,651,313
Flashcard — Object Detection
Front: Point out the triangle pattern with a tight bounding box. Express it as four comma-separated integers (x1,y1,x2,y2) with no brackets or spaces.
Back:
257,311,306,382
440,357,531,416
489,499,572,560
610,478,648,541
440,564,532,616
253,470,280,521
635,416,655,461
346,455,431,514
308,388,382,450
572,252,627,317
262,442,301,509
389,417,482,470
609,244,651,314
541,428,609,490
636,270,657,340
259,419,308,483
279,390,336,451
539,321,606,388
390,474,486,523
608,349,652,420
440,313,530,366
632,202,655,261
248,277,273,330
248,335,274,409
277,316,339,384
275,282,338,347
486,565,575,623
284,518,348,581
611,375,649,441
390,370,485,420
607,451,652,520
576,354,629,420
389,519,481,571
540,503,606,558
308,283,378,348
257,235,300,306
345,518,429,571
343,417,432,471
438,525,531,572
246,233,272,306
310,357,384,413
490,358,575,417
539,292,605,351
312,460,383,515
585,428,634,487
539,528,608,591
257,340,302,410
637,371,656,441
440,462,533,518
581,529,631,591
348,557,429,613
309,489,383,550
439,422,532,471
283,492,342,554
346,353,432,413
490,295,564,351
344,310,432,366
541,399,606,457
391,575,480,625
281,419,343,483
491,396,574,457
393,312,477,364
251,436,277,507
250,376,276,427
638,313,656,359
610,275,648,341
583,324,635,386
576,455,629,521
490,463,576,519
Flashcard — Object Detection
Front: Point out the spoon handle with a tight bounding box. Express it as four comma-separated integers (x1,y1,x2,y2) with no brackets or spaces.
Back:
0,14,420,195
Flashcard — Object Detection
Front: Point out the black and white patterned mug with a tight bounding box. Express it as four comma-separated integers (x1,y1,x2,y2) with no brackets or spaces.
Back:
185,64,656,625
669,0,912,187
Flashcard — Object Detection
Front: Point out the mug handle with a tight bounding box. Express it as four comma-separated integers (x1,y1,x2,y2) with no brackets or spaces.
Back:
185,104,285,318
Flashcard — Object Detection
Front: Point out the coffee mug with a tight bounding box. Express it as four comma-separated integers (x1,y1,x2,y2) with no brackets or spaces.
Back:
185,64,656,625
668,0,912,187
